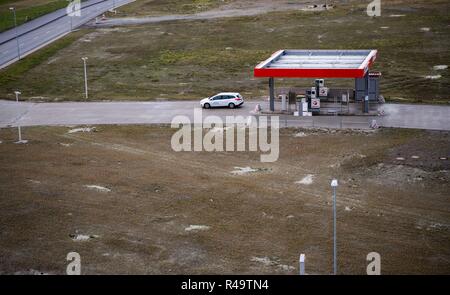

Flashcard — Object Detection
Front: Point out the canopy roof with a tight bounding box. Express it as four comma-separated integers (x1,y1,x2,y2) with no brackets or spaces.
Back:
254,49,377,78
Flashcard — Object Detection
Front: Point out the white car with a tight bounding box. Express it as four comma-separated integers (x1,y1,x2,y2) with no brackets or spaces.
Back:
200,92,244,109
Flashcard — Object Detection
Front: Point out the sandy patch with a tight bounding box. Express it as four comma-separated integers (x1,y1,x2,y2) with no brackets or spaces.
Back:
433,65,448,70
251,256,295,272
294,132,308,138
185,225,210,232
84,185,111,192
70,233,99,241
424,75,441,80
68,127,96,134
262,212,274,219
296,174,314,185
230,167,268,175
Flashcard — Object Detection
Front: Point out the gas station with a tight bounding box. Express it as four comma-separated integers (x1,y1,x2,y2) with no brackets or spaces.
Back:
254,49,382,115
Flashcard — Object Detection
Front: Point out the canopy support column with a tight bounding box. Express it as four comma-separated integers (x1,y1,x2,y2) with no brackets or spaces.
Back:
269,77,275,112
364,73,369,113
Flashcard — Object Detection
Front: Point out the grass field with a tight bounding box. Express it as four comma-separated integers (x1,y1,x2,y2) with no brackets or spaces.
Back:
0,0,448,103
118,0,235,17
0,0,70,32
0,125,448,274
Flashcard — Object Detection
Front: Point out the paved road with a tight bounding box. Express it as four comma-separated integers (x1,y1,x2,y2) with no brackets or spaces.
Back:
0,0,134,69
91,1,312,27
1,100,449,131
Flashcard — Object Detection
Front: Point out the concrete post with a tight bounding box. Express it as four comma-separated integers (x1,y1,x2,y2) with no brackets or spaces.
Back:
333,185,337,275
364,73,369,113
299,254,305,275
10,8,21,60
269,77,275,112
13,91,26,144
82,57,88,99
331,179,338,275
18,126,22,142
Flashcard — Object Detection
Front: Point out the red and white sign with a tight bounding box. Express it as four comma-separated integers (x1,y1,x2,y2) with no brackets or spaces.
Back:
311,98,320,109
319,87,328,97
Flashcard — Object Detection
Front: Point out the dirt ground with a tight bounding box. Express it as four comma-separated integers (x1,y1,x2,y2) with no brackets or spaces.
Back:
0,125,448,274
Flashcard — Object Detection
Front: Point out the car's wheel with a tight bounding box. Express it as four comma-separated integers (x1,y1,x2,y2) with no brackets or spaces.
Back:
204,103,211,109
228,103,235,109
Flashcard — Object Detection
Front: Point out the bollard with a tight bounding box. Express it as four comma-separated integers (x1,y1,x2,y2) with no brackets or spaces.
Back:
299,254,305,275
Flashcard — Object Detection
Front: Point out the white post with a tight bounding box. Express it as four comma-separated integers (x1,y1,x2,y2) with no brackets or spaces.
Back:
18,126,22,142
14,91,26,144
10,7,21,60
14,90,20,102
82,57,88,99
331,179,338,275
299,253,305,275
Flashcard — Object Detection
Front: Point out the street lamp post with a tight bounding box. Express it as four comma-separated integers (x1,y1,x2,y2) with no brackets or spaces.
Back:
81,57,88,99
14,91,26,144
14,90,21,102
9,7,21,60
331,179,338,275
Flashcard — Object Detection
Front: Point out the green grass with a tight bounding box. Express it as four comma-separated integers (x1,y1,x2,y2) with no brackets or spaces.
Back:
0,1,71,32
117,0,234,17
0,30,87,99
0,1,449,102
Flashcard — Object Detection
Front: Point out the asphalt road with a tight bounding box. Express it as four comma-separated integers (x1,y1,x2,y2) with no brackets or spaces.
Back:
0,0,134,69
91,1,312,27
1,100,449,131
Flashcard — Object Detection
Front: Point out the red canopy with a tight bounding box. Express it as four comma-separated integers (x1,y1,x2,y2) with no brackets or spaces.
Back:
254,49,377,79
